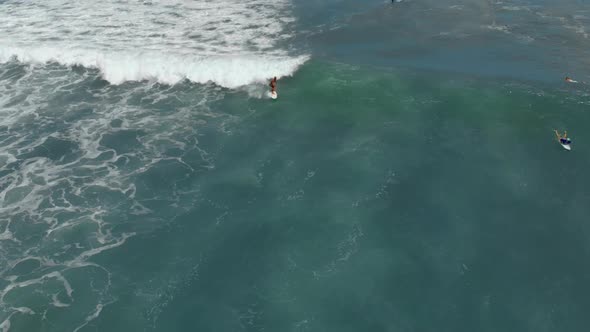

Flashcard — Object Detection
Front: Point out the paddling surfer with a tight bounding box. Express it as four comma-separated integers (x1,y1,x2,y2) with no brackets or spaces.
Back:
555,130,572,146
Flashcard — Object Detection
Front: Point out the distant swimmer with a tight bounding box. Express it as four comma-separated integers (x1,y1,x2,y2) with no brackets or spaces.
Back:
565,76,578,83
269,76,278,99
554,129,572,150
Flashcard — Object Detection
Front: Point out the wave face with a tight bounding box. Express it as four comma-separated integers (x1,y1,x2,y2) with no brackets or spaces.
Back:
0,0,308,87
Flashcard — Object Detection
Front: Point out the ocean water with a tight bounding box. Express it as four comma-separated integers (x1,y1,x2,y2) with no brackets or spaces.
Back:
1,0,590,331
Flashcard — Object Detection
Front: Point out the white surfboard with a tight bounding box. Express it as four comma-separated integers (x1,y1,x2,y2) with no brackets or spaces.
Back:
559,138,572,150
271,91,277,100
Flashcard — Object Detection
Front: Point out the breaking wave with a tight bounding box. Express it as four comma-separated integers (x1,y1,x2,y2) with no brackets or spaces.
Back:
0,47,309,87
0,0,308,87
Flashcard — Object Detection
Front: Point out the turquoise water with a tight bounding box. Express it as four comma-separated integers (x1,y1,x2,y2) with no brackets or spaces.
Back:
2,1,590,331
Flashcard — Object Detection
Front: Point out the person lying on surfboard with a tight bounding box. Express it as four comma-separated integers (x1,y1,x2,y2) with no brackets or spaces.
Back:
554,130,571,145
565,76,578,83
269,77,277,93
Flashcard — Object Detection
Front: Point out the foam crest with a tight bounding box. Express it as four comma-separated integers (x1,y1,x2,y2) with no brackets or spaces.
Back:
0,47,309,87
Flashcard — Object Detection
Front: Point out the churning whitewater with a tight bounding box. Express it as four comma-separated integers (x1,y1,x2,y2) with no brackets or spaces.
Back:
0,0,308,330
0,0,308,87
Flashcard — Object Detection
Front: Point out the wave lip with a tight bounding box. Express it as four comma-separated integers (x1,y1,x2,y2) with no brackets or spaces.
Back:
0,0,308,87
0,46,309,88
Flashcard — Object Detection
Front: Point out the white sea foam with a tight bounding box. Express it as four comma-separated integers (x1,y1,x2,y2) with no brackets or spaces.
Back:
72,303,108,332
0,46,309,88
0,307,34,332
51,294,70,308
501,6,530,12
0,52,238,329
0,317,9,332
485,23,511,34
0,0,308,87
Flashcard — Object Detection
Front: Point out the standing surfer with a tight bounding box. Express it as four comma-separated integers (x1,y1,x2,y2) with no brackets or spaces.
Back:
270,77,277,93
269,77,278,99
